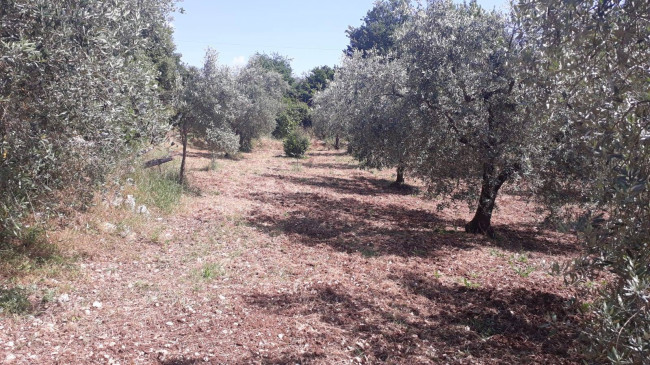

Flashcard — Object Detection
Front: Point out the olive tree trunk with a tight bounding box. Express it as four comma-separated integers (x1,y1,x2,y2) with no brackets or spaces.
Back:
395,165,405,185
178,121,188,185
239,133,252,152
465,163,517,238
335,133,340,150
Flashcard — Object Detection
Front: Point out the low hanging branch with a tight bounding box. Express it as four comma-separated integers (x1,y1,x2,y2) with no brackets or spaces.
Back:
143,156,173,168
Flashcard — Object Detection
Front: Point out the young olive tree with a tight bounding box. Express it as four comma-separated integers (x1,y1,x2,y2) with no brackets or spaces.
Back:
177,50,239,184
396,0,549,236
0,0,174,237
514,0,650,361
231,59,288,152
312,75,353,150
314,52,418,184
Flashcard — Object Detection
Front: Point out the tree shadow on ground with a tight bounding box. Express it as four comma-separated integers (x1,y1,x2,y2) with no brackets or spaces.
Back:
261,173,418,197
307,151,348,157
237,352,326,365
181,151,213,159
248,190,470,258
493,224,578,255
246,188,575,258
159,358,200,365
243,277,580,363
303,162,362,171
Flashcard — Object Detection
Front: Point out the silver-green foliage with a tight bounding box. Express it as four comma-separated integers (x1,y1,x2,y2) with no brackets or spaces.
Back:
314,52,418,175
515,0,650,362
179,51,287,155
0,0,175,237
231,56,287,152
398,0,554,234
179,50,240,156
317,0,550,233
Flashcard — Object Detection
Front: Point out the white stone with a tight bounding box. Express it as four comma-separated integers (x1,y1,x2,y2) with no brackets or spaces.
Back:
58,294,70,303
100,223,117,234
137,205,150,215
111,196,124,207
125,195,136,212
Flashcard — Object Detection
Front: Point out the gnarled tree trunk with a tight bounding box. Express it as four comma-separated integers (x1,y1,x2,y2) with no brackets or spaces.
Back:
334,134,340,150
395,165,405,185
465,163,517,238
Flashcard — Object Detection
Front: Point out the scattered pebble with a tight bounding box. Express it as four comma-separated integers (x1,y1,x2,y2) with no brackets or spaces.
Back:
58,294,70,303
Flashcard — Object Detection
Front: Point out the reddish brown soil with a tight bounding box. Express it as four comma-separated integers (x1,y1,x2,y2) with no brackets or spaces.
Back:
1,140,587,364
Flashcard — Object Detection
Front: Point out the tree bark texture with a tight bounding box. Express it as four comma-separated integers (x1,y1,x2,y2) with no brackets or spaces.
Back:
335,134,340,150
465,162,516,238
395,165,405,185
178,122,188,185
239,133,252,152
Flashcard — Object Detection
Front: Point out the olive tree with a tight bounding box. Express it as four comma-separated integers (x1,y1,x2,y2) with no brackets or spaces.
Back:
231,58,288,152
396,0,550,236
0,0,175,237
312,74,352,150
514,0,650,361
314,52,418,184
177,50,239,183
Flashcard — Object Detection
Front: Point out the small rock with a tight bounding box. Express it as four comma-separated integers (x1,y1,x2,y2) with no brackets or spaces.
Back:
58,294,70,303
137,205,150,215
99,223,117,234
119,226,132,239
111,196,124,208
5,353,16,362
92,301,102,309
125,195,136,212
126,178,135,186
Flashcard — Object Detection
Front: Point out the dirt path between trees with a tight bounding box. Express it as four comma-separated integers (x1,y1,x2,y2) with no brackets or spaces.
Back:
1,140,586,364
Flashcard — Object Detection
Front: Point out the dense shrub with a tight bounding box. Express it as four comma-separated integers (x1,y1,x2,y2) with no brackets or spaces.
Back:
0,0,175,238
273,99,310,139
283,131,310,158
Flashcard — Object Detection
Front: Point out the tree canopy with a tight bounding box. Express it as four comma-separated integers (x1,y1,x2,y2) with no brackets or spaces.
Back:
345,0,413,57
1,0,176,237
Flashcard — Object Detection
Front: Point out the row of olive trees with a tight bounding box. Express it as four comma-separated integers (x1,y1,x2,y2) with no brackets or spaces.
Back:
0,0,177,238
315,0,649,361
176,51,287,183
315,0,549,236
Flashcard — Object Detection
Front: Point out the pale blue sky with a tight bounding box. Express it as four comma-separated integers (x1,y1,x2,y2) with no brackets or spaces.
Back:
172,0,508,77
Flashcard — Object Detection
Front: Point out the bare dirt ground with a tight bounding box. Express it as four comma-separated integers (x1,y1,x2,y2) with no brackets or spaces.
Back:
1,139,588,364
